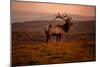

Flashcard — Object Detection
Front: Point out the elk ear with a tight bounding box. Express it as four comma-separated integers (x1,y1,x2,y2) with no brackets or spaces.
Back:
70,22,74,26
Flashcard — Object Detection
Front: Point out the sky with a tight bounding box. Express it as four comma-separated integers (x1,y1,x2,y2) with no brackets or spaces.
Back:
12,1,96,22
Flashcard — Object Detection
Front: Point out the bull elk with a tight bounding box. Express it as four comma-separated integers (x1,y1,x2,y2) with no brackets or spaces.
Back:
45,13,74,44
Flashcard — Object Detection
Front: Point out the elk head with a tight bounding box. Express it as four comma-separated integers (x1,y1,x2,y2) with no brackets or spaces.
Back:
68,21,74,26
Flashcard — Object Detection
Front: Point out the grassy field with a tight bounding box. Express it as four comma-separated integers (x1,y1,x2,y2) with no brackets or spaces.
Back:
12,21,96,66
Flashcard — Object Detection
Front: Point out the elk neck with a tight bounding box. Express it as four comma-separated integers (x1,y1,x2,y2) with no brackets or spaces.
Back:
63,22,70,32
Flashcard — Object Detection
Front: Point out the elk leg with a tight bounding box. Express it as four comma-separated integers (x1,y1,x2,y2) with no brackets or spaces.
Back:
59,34,61,43
56,34,61,46
56,35,59,43
45,29,49,44
46,34,50,44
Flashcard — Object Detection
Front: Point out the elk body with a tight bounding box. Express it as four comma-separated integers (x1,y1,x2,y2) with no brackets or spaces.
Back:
45,13,73,44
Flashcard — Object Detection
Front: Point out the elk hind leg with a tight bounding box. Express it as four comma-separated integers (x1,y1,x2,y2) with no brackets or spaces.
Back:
59,34,61,43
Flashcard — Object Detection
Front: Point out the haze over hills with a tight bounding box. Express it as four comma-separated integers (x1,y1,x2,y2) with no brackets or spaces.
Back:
12,1,96,23
12,12,95,23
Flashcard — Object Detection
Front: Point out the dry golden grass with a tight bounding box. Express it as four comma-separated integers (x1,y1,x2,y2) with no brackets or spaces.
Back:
12,21,96,66
12,31,95,66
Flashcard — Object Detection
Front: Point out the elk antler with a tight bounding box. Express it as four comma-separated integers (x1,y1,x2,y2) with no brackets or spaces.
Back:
55,13,72,22
55,13,61,18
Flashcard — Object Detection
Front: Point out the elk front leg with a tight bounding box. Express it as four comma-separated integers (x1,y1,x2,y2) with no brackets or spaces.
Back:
56,35,59,43
46,33,50,44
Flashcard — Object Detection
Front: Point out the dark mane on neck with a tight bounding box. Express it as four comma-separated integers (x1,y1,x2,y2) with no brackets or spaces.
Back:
63,22,70,32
